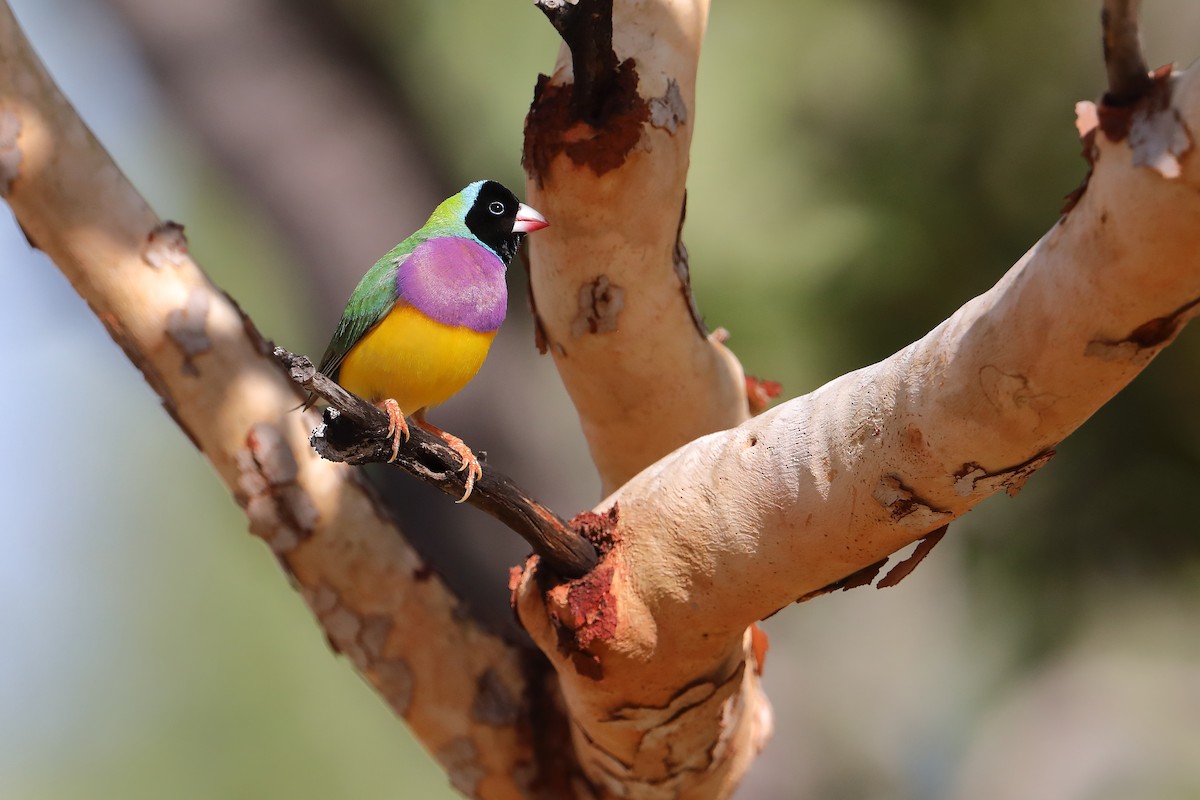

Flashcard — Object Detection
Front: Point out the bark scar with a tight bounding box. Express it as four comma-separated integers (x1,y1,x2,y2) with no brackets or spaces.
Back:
236,422,318,555
649,79,687,133
166,287,211,375
873,475,952,527
877,525,949,589
571,275,624,336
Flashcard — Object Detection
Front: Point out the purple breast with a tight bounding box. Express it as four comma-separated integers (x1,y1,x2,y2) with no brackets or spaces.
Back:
396,237,508,333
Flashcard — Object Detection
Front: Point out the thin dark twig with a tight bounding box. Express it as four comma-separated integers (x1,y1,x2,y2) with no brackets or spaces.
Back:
534,0,620,123
274,347,599,578
1102,0,1153,106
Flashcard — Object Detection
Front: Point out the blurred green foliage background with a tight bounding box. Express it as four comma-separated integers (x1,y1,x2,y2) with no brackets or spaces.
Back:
2,1,1199,798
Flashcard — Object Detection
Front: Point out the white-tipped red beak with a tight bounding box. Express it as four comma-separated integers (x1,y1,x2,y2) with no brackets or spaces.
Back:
512,203,549,233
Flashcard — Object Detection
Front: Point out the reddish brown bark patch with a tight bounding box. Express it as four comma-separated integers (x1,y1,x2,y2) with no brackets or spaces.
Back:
570,503,620,555
954,450,1056,499
523,59,649,183
749,623,769,676
877,525,949,589
548,561,617,681
746,375,783,415
794,557,887,603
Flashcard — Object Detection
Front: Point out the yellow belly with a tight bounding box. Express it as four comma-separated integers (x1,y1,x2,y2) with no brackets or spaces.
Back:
338,304,497,415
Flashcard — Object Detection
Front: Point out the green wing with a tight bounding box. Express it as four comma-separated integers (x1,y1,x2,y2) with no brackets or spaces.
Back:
306,187,475,406
317,246,412,381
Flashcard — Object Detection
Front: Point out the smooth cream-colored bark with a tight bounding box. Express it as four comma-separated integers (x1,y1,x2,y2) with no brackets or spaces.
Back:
516,39,1200,800
0,6,540,798
526,0,748,496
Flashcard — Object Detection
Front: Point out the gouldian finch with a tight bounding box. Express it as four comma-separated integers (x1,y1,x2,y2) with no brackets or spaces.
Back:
312,180,548,501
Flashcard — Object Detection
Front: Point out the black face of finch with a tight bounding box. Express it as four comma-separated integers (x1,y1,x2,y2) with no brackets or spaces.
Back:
465,180,548,262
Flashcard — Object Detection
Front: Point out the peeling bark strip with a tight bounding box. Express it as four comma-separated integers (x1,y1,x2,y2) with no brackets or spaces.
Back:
873,475,952,527
571,275,624,336
583,661,753,797
877,525,949,589
794,558,888,604
953,450,1056,499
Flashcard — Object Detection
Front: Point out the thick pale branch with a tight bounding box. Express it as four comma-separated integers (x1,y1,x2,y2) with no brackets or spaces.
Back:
515,12,1200,800
0,5,566,796
601,64,1200,635
524,0,746,496
276,347,599,579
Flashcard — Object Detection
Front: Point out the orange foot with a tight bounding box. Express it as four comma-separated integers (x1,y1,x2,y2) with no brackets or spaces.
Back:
416,417,483,503
379,398,409,463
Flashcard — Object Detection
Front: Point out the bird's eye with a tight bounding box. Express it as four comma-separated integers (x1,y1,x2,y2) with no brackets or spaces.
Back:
488,201,505,216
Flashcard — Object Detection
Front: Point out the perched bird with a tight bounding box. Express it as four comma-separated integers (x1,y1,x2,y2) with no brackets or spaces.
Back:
311,180,548,501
